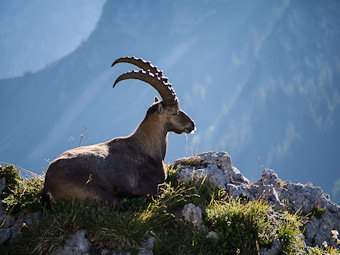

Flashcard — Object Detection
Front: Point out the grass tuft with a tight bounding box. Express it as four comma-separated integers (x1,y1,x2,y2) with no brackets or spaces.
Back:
205,198,275,254
276,211,305,254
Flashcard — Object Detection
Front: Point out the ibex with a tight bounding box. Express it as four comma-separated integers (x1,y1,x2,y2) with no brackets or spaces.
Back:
42,57,196,208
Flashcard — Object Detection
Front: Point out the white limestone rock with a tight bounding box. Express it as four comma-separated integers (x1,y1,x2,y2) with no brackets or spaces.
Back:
52,230,90,255
174,151,249,190
181,203,203,227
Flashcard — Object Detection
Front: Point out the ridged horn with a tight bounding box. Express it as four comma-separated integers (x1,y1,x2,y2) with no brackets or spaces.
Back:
112,56,164,77
113,69,178,106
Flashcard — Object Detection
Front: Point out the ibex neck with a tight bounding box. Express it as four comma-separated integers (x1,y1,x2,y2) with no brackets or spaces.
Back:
131,117,167,160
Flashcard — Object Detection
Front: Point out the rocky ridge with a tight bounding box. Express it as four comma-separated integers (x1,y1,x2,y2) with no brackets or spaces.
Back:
1,151,339,254
174,151,340,248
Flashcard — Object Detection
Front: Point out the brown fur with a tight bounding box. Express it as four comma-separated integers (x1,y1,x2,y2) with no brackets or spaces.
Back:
43,100,195,208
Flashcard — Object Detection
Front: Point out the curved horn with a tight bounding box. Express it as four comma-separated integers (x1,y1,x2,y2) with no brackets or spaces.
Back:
112,56,168,83
113,70,178,106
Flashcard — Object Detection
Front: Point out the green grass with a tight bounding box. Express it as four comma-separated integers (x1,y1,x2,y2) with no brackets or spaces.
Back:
1,163,338,255
205,199,275,254
276,211,305,254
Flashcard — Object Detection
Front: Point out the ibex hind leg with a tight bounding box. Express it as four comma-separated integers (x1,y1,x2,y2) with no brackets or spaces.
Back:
86,188,125,211
101,195,125,211
132,179,159,197
46,181,125,211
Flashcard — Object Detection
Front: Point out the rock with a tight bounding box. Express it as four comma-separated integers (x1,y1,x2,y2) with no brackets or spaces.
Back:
259,238,281,255
12,211,42,238
1,211,42,244
226,183,251,199
279,182,329,214
0,228,11,244
175,155,340,248
251,170,285,211
305,208,339,246
256,169,282,187
0,204,5,216
138,236,156,255
278,181,340,246
181,203,203,227
304,216,320,246
176,165,226,189
52,230,90,255
174,152,249,190
102,249,127,255
101,249,110,255
138,250,153,255
0,178,5,194
0,214,15,228
141,236,156,250
252,169,340,247
206,231,218,239
250,183,285,211
195,151,248,184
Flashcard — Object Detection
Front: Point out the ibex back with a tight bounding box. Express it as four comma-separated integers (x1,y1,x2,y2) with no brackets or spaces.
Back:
42,57,196,209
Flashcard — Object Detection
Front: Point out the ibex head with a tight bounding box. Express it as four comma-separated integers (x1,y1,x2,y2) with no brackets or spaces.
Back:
112,57,196,135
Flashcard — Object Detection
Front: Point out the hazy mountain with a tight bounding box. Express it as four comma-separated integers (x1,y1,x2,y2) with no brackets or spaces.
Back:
1,0,339,197
0,0,105,79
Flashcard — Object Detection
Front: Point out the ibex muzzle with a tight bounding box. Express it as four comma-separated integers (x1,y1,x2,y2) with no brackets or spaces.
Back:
42,56,196,209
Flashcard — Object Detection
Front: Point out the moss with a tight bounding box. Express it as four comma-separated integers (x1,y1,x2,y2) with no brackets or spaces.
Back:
311,205,325,219
181,157,203,167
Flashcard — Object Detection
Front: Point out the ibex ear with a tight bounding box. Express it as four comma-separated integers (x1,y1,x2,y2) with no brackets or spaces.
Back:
157,103,164,114
154,96,160,102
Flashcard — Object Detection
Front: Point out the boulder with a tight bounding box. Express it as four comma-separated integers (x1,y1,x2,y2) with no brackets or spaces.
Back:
52,230,90,255
181,203,203,227
138,236,156,255
174,151,249,190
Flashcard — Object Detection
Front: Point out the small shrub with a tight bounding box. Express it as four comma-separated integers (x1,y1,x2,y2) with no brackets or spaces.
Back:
0,164,22,197
0,164,44,214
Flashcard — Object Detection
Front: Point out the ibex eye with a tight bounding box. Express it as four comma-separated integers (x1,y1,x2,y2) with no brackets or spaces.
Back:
172,112,178,115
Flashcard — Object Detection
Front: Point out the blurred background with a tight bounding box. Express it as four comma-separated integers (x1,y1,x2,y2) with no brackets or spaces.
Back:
1,0,340,203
